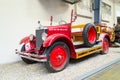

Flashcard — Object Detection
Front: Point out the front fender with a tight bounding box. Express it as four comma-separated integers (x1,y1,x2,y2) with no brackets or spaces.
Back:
43,34,76,59
20,36,30,44
98,33,110,40
43,34,71,47
20,34,36,44
20,35,36,53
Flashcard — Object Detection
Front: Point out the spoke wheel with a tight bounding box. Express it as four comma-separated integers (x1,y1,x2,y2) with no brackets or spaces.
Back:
45,41,70,72
83,23,97,47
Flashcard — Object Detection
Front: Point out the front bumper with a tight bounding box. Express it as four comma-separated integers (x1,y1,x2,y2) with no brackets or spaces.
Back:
15,49,47,62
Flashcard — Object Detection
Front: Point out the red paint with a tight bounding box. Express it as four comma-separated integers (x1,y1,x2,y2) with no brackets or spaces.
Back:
20,35,36,44
43,33,76,58
20,35,36,53
103,39,109,53
43,23,76,59
47,23,71,38
20,36,30,44
43,34,70,47
25,41,36,53
88,27,97,43
99,33,110,46
50,46,68,69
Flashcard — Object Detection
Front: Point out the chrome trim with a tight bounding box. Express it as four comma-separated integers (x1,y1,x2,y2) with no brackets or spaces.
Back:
15,49,47,62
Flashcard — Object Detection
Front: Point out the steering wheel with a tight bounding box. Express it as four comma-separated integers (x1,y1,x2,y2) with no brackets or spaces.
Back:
59,20,67,25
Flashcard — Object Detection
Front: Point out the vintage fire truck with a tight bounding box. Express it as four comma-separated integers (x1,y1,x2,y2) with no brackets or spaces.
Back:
16,10,110,72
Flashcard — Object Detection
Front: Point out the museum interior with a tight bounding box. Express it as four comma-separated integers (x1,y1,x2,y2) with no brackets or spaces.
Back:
0,0,120,80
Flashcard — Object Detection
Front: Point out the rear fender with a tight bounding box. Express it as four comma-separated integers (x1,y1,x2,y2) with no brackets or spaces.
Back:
43,34,76,58
98,33,110,46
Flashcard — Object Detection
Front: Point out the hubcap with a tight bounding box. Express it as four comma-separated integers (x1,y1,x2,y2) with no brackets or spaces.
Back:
50,46,67,69
88,27,96,43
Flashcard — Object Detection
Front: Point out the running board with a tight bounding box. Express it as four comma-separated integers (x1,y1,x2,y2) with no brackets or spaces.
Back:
75,44,102,59
73,41,83,45
73,40,101,46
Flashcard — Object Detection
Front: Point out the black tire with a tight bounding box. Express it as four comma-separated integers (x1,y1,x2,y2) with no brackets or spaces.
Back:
100,38,109,54
117,39,120,43
21,45,36,64
44,41,70,73
83,23,97,47
115,27,120,32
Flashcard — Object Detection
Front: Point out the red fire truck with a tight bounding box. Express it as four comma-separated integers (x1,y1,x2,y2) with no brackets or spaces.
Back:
16,10,110,72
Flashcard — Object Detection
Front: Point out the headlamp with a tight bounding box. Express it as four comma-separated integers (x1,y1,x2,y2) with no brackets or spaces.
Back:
42,32,47,41
29,34,34,41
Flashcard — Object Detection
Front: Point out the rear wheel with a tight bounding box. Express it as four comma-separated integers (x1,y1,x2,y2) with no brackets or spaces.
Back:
44,41,70,72
83,23,97,47
101,38,109,54
21,45,36,64
117,39,120,43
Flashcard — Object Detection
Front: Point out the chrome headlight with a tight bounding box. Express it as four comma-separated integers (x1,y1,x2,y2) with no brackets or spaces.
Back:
42,32,47,41
29,34,34,41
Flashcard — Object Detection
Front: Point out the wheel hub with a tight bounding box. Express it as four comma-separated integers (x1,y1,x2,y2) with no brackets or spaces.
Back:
88,27,96,43
50,46,67,69
58,55,62,60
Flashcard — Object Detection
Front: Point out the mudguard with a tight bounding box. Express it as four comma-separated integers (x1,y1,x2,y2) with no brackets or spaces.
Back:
20,35,36,44
20,36,30,44
98,33,110,45
43,34,71,47
20,35,36,52
43,34,76,58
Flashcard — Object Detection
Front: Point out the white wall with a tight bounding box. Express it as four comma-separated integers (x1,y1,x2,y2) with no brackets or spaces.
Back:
0,0,91,64
101,0,114,27
116,5,120,16
0,0,36,64
0,0,118,64
115,3,120,24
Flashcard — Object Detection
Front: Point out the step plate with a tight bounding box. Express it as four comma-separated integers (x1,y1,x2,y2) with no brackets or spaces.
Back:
75,43,102,59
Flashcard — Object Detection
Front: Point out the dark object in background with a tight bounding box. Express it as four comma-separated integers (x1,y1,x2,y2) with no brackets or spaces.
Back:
114,24,120,43
62,0,80,4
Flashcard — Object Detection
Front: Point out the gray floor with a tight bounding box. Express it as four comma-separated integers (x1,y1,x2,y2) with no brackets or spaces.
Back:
87,61,120,80
0,47,120,80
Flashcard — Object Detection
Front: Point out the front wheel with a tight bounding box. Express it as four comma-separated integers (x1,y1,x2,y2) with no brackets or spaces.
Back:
101,38,109,54
44,41,70,72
